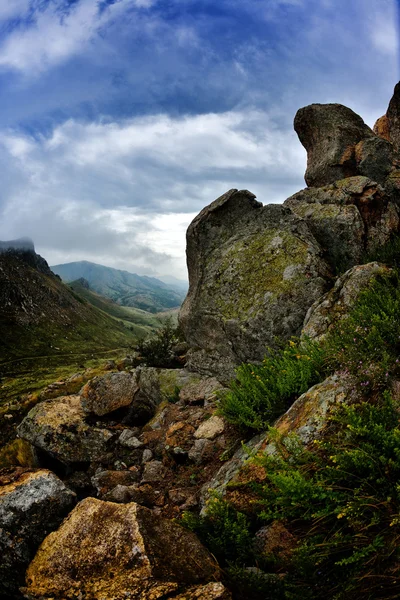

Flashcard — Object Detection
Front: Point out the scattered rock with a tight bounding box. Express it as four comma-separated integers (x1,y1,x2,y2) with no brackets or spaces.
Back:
179,189,331,381
81,372,138,416
166,421,196,449
91,469,140,497
294,103,376,187
188,439,214,465
23,497,222,600
141,460,167,483
0,467,75,598
385,81,400,152
142,448,153,463
303,262,391,341
17,395,114,464
118,429,143,449
194,415,225,440
254,521,297,565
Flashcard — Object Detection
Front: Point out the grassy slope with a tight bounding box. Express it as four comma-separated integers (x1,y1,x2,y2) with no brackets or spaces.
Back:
68,280,161,336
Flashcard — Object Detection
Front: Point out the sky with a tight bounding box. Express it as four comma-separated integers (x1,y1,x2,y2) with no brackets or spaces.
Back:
0,0,398,279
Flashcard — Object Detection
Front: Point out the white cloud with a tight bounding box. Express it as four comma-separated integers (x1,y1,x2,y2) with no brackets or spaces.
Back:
0,0,31,21
0,110,305,277
0,0,151,74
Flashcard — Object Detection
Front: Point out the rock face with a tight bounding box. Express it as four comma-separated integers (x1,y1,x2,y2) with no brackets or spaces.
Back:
0,467,75,598
374,82,400,152
17,396,114,464
303,262,391,341
180,189,331,381
294,103,382,187
23,497,225,600
285,177,400,272
81,372,138,416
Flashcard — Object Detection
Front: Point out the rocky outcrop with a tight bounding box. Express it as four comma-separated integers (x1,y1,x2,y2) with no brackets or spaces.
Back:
303,262,391,341
0,467,75,598
180,189,331,381
285,177,399,272
81,372,138,416
294,103,391,186
23,497,226,600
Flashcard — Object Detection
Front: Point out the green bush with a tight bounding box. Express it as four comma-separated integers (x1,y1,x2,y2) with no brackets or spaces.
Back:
135,317,180,367
219,337,326,430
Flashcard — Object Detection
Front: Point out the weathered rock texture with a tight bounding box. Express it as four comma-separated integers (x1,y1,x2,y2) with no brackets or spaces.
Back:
303,262,391,341
23,497,225,600
17,396,114,464
81,372,138,416
294,103,391,186
374,82,400,153
179,189,331,381
285,176,400,272
0,467,75,598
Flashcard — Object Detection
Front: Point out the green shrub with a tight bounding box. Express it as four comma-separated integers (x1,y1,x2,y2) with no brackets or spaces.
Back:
219,337,326,430
135,317,180,367
323,271,400,390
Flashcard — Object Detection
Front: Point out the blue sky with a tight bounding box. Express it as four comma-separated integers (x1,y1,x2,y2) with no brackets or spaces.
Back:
0,0,398,278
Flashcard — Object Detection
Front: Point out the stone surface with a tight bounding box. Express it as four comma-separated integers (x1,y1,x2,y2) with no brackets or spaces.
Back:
302,262,391,341
17,395,114,464
194,415,225,440
179,377,225,405
141,460,167,483
0,467,75,598
386,81,400,152
180,189,331,381
81,372,138,416
91,470,140,497
294,103,376,187
188,439,214,465
285,176,400,272
173,582,231,599
23,497,221,600
118,429,143,449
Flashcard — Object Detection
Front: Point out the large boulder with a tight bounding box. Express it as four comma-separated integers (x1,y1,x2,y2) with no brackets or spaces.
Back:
285,176,400,272
302,262,391,341
17,396,114,465
179,189,331,382
0,467,75,598
23,497,226,600
294,103,391,187
81,371,138,416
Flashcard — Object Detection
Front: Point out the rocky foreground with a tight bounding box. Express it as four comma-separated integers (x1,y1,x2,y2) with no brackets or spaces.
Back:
2,83,400,599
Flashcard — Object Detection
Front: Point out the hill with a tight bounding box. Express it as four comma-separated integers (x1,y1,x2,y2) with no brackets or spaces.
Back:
51,261,185,313
0,248,137,371
68,278,162,337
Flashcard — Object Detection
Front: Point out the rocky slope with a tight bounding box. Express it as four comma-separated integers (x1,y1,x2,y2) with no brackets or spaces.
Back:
3,83,400,599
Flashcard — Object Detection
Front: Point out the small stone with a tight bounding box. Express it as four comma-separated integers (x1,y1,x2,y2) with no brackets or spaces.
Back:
141,460,166,483
142,449,153,463
188,439,213,465
194,415,225,440
118,430,144,449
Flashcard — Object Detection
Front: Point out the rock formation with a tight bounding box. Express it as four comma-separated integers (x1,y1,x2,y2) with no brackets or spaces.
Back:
179,189,331,381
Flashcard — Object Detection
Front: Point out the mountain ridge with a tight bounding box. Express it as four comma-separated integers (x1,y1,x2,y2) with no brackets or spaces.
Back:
51,260,185,313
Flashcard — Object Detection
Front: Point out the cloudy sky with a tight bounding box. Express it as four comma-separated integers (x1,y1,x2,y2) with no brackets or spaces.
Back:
0,0,398,279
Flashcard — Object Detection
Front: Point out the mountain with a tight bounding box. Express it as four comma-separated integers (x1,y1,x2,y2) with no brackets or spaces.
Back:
0,248,137,367
68,278,162,338
51,261,185,313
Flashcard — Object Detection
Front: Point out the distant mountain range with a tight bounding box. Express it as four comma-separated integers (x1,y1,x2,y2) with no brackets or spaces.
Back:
51,261,187,313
